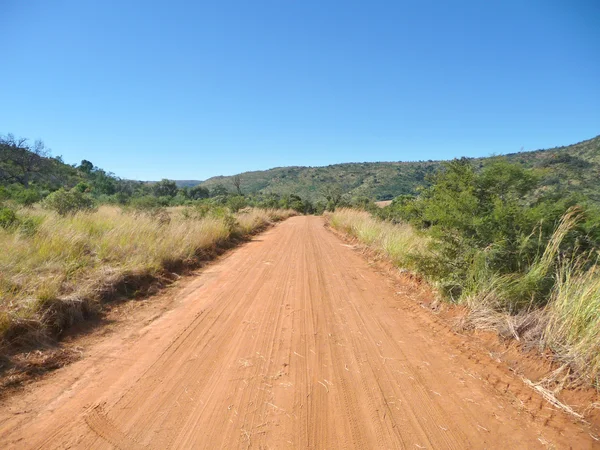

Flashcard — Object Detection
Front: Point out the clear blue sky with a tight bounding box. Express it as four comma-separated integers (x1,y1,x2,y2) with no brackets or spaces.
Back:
1,1,599,181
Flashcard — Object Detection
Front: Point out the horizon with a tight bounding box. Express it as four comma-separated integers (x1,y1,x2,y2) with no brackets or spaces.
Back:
2,1,599,180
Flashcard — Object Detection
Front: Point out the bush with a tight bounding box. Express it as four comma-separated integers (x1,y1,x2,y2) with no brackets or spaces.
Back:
189,185,210,200
15,189,42,206
73,182,92,193
1,186,42,207
128,195,162,210
0,207,19,229
227,195,247,213
43,188,95,216
383,158,597,301
0,186,9,202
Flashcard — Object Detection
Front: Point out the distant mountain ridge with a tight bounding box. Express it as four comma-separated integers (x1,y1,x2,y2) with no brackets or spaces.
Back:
194,135,600,202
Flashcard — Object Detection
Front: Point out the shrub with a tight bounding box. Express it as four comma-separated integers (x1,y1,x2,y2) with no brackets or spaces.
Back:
43,188,95,216
14,188,42,206
0,186,9,202
384,158,596,300
73,182,92,193
227,195,247,213
128,195,162,210
0,186,43,207
0,207,19,229
189,185,209,200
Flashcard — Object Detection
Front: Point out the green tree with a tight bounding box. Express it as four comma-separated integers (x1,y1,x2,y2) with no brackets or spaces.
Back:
232,175,242,195
152,179,178,198
79,160,94,174
91,169,117,195
189,185,210,200
227,195,247,212
321,184,343,211
210,184,229,197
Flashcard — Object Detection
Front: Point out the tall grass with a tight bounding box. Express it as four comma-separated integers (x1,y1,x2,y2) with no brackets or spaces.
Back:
327,208,428,268
544,262,600,387
0,206,295,348
463,208,583,310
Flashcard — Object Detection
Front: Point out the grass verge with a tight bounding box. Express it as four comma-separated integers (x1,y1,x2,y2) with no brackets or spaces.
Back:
0,206,296,355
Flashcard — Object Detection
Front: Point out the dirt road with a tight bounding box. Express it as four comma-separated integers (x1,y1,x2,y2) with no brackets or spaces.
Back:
0,216,596,449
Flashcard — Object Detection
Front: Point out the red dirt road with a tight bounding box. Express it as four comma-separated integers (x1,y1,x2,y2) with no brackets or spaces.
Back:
0,216,596,449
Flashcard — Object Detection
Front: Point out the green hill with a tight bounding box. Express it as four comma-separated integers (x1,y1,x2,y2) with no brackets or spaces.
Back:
2,133,599,205
198,135,600,202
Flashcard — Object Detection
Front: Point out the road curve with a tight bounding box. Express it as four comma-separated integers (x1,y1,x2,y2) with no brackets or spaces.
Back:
0,216,596,449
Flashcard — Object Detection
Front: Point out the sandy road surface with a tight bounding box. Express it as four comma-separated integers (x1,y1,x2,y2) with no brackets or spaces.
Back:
0,216,596,449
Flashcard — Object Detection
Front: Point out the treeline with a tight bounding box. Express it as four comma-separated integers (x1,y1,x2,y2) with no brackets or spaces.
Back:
0,135,324,215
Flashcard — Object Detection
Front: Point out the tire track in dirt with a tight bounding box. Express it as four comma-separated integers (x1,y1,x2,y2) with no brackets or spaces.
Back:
0,216,597,449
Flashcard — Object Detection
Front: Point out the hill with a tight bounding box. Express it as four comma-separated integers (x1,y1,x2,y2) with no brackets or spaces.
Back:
2,133,599,205
0,135,147,201
198,135,600,202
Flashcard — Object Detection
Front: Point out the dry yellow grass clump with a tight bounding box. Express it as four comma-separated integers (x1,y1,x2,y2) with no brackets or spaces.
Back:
0,206,296,348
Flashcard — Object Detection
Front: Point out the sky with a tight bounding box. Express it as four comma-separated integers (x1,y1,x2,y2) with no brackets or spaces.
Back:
1,1,599,181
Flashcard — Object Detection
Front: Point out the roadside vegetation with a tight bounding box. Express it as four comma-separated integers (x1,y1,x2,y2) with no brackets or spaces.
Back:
0,134,303,358
0,205,296,352
3,132,600,390
328,157,600,389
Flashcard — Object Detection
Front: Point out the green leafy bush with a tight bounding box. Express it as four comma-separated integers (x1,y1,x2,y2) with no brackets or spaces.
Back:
0,207,19,229
14,188,42,206
227,195,247,213
43,188,95,216
383,158,599,302
128,195,162,210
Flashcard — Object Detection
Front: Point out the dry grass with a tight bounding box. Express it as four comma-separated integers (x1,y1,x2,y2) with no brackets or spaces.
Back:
543,263,600,387
326,208,428,268
0,206,296,349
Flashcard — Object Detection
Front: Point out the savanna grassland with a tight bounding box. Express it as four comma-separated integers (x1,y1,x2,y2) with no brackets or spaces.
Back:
0,205,295,356
2,132,600,396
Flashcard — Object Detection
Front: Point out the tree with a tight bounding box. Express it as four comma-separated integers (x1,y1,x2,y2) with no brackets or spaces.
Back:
321,184,343,211
232,175,242,195
189,185,210,200
79,160,94,174
0,134,51,187
210,184,229,197
152,179,178,198
90,169,117,195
